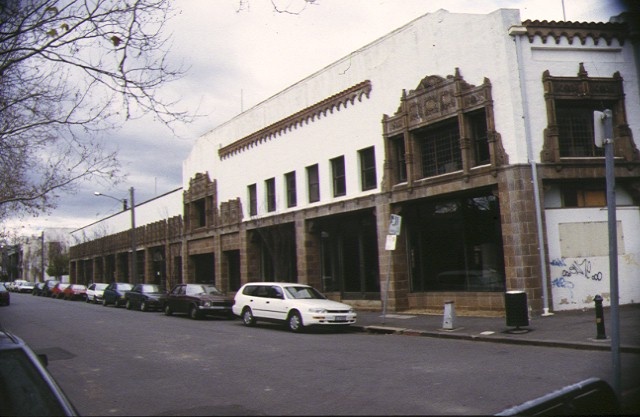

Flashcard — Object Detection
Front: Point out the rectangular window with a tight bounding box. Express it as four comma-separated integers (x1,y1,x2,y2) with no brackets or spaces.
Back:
359,147,377,191
557,102,607,158
331,156,346,197
306,164,320,203
265,178,276,212
248,184,257,216
393,136,407,183
193,198,206,228
468,110,490,166
418,119,462,177
285,171,297,208
563,188,606,207
408,194,505,293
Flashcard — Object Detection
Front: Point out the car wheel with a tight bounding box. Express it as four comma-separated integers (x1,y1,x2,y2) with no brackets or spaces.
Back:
242,308,256,327
140,301,148,312
288,311,303,333
125,300,132,310
189,305,200,320
85,296,90,303
164,304,172,316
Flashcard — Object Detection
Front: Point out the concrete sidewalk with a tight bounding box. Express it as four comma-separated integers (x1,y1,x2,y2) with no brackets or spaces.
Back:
352,304,640,353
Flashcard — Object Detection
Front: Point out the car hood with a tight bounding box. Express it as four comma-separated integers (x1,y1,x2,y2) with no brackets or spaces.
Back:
287,298,354,310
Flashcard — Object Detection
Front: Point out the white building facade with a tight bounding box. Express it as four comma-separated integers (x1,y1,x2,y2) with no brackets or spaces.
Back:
70,9,640,315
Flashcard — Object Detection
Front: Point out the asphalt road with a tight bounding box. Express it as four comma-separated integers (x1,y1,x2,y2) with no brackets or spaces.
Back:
2,293,639,415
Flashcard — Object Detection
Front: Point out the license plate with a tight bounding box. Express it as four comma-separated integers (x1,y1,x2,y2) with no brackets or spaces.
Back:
334,316,347,322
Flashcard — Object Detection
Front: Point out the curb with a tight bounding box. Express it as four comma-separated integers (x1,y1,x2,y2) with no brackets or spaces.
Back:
354,325,640,354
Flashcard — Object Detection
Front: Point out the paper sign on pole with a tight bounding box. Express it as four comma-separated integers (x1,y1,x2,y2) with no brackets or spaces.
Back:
385,235,397,251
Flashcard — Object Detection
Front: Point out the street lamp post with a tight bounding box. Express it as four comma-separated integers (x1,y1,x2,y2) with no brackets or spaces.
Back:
94,189,137,284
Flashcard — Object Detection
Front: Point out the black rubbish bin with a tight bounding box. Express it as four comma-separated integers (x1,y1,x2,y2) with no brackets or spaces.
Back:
505,291,529,329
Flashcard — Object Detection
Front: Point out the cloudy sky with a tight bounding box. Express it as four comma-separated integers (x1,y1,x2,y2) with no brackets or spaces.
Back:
8,0,629,236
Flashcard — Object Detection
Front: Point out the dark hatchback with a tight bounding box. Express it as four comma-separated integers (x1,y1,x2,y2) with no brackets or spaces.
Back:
164,283,234,320
41,280,60,297
102,282,134,307
0,328,78,416
125,284,167,312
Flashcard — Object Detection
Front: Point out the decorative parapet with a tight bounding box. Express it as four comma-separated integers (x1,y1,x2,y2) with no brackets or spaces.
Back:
383,68,492,136
218,80,373,159
521,20,628,45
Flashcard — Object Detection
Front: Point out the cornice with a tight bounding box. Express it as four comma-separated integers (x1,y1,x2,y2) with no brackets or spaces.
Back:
521,20,628,45
218,80,372,160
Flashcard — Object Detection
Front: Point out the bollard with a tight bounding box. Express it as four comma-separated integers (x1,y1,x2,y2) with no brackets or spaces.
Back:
594,295,607,340
443,300,456,330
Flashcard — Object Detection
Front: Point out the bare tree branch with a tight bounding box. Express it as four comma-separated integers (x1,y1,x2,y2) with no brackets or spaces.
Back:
0,0,190,226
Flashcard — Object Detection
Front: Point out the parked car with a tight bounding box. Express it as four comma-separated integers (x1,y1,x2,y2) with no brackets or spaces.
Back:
50,283,70,299
9,279,27,292
125,284,167,312
41,280,60,297
85,282,108,304
233,282,357,332
102,282,134,307
0,284,10,306
17,281,36,293
62,284,87,301
32,282,46,296
0,328,79,416
163,283,234,320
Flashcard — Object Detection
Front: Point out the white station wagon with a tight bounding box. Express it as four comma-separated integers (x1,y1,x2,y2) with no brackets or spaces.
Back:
233,282,357,332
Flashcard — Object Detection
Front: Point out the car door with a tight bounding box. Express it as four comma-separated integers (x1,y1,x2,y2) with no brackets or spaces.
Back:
266,285,289,322
168,285,186,314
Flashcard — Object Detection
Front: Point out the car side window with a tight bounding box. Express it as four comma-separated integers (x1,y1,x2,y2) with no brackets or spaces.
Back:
255,285,269,298
269,286,284,299
171,286,182,295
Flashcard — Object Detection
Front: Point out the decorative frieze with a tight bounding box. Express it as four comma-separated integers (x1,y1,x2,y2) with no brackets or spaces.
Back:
522,19,628,45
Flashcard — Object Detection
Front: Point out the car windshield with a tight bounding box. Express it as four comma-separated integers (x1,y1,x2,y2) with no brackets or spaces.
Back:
94,284,108,290
71,285,85,290
141,284,161,293
284,286,326,300
187,285,222,296
116,283,133,290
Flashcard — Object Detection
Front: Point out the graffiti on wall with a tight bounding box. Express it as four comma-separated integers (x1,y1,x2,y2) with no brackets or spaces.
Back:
550,257,605,305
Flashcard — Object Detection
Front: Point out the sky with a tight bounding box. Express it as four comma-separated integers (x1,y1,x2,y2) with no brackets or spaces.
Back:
6,0,630,237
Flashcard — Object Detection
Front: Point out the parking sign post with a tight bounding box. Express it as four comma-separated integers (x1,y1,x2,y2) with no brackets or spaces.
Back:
382,215,401,324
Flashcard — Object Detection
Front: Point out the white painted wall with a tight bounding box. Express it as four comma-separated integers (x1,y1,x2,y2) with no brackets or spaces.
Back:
546,207,640,310
183,9,525,219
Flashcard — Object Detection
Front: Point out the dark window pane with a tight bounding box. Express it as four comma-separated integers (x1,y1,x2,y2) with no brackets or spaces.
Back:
331,156,346,197
307,164,320,203
418,119,462,177
557,102,607,157
359,147,377,190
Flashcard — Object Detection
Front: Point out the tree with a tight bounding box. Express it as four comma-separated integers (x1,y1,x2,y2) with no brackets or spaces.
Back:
46,241,69,279
0,0,189,224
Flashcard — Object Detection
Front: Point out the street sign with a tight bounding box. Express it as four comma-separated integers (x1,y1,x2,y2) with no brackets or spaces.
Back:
389,214,402,235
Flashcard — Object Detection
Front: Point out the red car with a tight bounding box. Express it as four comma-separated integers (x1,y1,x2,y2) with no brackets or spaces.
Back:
51,283,70,299
62,284,87,301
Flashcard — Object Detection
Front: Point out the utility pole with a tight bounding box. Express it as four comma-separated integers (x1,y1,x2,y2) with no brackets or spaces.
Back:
130,187,137,284
594,109,620,399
